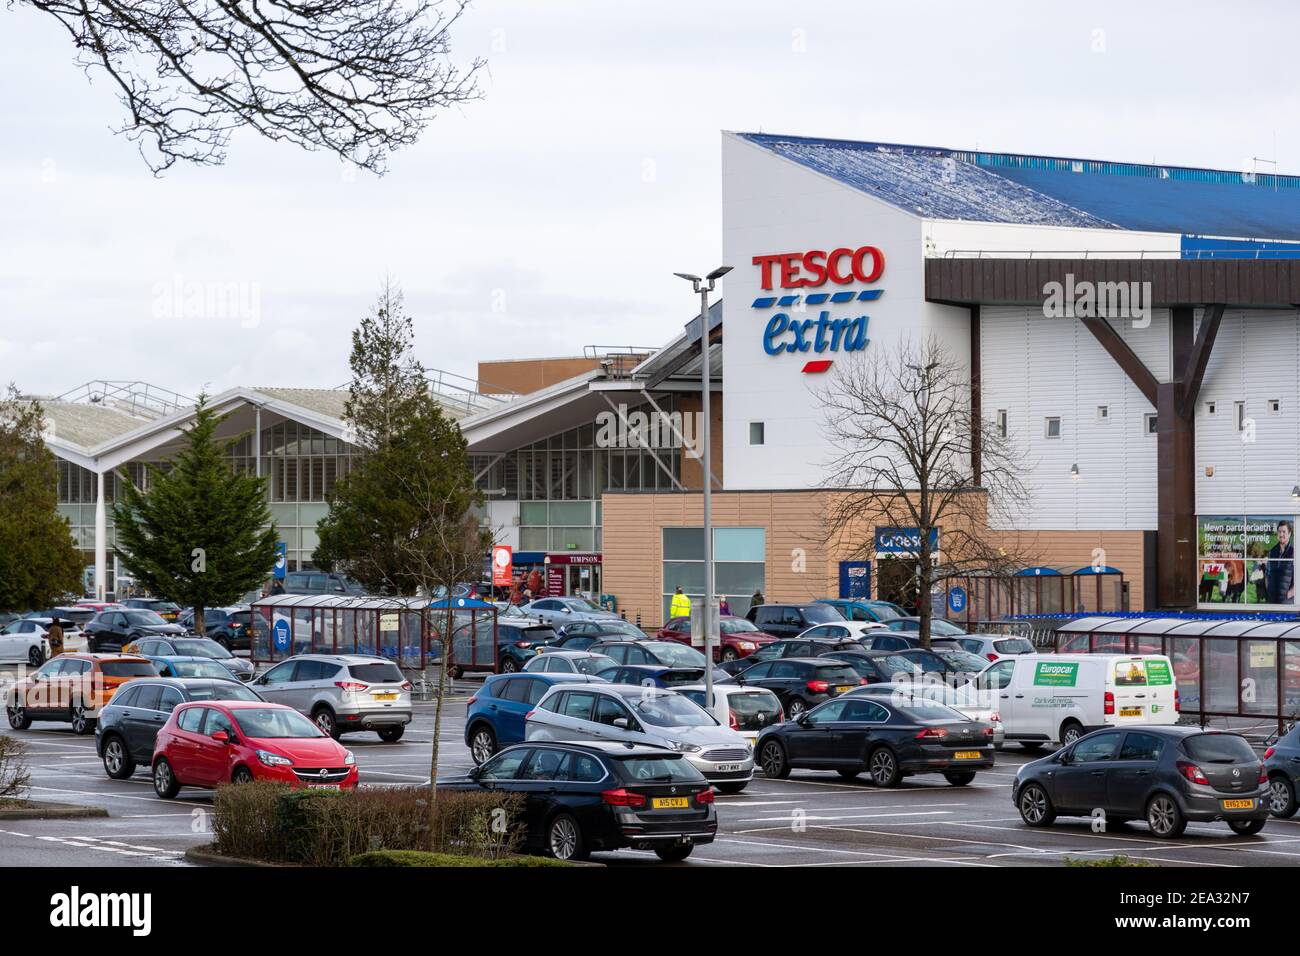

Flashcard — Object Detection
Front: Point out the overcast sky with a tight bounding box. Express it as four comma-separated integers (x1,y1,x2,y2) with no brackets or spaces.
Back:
2,0,1296,398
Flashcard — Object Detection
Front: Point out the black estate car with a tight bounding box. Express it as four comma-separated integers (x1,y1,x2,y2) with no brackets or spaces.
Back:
745,603,844,640
735,657,864,719
85,608,185,652
1014,726,1269,838
756,693,996,786
438,741,717,862
96,677,263,779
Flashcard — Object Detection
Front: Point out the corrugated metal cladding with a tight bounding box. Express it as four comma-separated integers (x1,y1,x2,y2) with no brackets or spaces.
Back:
1194,309,1300,515
980,306,1166,532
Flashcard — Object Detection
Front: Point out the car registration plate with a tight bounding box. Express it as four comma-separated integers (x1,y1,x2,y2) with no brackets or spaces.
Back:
1119,707,1143,717
1221,798,1254,810
652,797,689,809
715,764,743,773
308,784,341,790
373,693,398,701
953,751,983,760
835,685,854,694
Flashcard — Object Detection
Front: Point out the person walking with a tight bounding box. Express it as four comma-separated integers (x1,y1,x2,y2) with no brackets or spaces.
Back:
750,588,765,608
718,596,732,616
670,585,692,620
45,617,65,660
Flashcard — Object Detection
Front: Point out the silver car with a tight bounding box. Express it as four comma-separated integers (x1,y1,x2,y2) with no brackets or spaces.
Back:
523,650,614,678
526,683,755,793
251,654,412,742
520,596,622,628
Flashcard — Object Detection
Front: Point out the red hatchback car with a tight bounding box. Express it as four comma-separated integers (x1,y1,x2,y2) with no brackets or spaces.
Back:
152,700,359,798
658,615,779,662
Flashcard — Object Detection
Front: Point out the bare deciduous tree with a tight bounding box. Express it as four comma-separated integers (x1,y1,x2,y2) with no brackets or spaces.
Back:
819,334,1036,647
20,0,484,173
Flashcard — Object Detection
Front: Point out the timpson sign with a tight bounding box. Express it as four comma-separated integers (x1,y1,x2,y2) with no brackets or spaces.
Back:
750,245,885,373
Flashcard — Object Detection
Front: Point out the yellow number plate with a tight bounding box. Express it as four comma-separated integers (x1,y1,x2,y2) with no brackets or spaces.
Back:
372,693,398,701
652,797,690,809
1221,799,1255,810
1119,707,1143,717
954,750,983,760
835,686,854,694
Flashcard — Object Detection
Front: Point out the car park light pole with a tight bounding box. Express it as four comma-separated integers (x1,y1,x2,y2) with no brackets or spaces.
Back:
674,265,730,712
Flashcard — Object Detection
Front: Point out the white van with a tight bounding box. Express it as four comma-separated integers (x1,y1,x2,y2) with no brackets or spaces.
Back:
977,653,1178,750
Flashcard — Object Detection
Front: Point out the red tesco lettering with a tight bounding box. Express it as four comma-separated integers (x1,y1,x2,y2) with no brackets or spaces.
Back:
752,246,885,291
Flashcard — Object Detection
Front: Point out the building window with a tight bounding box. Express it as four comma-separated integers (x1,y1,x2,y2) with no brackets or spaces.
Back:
1269,399,1281,415
749,422,764,446
662,527,765,625
1096,405,1110,423
1044,417,1061,439
1235,401,1246,432
1145,413,1158,435
996,409,1007,439
1206,401,1216,416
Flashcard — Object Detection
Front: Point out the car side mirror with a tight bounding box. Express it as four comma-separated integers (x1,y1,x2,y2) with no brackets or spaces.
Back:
211,730,230,745
796,713,810,727
613,718,630,730
1057,750,1072,765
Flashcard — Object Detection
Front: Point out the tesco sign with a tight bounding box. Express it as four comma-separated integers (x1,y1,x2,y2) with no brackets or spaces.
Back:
750,245,885,373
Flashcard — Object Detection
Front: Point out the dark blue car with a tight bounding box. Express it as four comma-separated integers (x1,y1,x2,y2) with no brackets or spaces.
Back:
465,672,594,766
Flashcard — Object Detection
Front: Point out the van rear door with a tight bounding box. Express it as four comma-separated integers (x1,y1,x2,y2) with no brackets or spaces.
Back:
1109,656,1178,727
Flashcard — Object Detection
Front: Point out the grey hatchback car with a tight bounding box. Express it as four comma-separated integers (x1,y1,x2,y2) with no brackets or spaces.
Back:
1014,726,1269,838
251,654,413,741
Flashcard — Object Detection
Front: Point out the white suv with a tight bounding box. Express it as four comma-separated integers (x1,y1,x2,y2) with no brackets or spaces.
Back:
252,654,413,741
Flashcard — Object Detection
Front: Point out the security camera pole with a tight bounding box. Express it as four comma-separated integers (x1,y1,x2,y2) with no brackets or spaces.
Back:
674,265,731,712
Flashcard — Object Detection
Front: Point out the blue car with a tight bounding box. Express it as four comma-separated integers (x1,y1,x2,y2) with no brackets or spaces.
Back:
817,599,914,624
465,672,594,766
146,655,242,681
593,664,715,689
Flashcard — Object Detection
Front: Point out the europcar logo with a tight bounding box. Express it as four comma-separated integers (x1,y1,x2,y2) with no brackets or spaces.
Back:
750,245,885,373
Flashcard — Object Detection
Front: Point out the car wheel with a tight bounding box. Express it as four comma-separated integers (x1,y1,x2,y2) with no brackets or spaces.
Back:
153,758,180,799
786,698,808,720
1146,793,1186,838
1059,720,1084,746
1268,775,1298,818
1020,741,1045,751
546,813,587,861
721,648,739,662
1228,818,1266,836
378,725,405,743
216,638,231,651
469,725,497,766
993,742,1004,751
868,747,901,787
27,645,44,667
1017,782,1056,827
6,704,31,731
944,771,976,786
500,657,519,674
836,769,861,781
70,705,94,736
312,706,339,740
102,736,135,780
717,782,747,794
759,739,790,779
231,766,256,785
654,845,694,863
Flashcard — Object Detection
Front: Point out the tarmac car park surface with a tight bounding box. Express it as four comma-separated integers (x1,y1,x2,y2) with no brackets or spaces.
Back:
4,664,1300,868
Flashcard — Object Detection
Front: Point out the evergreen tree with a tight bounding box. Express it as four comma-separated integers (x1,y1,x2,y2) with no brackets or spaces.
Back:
0,388,84,611
112,396,278,634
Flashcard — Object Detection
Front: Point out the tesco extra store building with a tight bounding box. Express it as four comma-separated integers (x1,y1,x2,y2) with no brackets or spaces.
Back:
469,131,1300,628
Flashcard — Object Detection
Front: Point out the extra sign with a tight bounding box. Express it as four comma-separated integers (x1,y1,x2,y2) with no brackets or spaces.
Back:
750,245,885,373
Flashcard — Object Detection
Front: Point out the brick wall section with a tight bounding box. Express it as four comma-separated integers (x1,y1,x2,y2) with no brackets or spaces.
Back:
477,358,602,395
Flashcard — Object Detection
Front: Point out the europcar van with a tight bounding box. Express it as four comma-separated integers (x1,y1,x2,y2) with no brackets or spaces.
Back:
977,654,1178,750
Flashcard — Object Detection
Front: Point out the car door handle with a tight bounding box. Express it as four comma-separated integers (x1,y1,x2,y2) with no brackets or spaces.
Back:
1136,770,1151,776
1090,770,1105,776
1014,694,1025,699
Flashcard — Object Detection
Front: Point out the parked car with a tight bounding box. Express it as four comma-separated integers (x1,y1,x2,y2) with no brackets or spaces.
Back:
847,681,1004,748
676,684,784,747
728,657,864,719
554,619,647,641
862,631,961,652
1265,724,1300,817
149,656,243,681
85,608,186,652
657,615,779,662
944,634,1036,661
0,619,51,666
520,596,623,629
798,621,887,645
978,653,1179,749
446,618,559,677
819,648,926,685
464,672,595,765
123,635,256,681
152,701,359,797
123,598,184,622
884,618,970,639
595,664,710,689
757,693,996,786
536,633,603,653
251,654,412,741
179,607,254,651
523,650,615,677
526,683,755,792
746,602,845,639
588,640,732,684
894,647,987,681
5,653,159,734
816,598,913,623
96,676,264,779
1014,727,1268,837
22,615,90,651
718,635,863,677
38,606,97,630
281,571,365,596
439,741,717,862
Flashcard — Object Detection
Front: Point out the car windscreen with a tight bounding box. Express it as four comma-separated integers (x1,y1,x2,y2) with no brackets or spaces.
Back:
993,638,1033,654
521,627,558,643
564,598,602,611
658,669,706,687
812,665,861,685
123,610,168,626
616,756,704,783
872,655,920,679
1184,734,1257,764
720,618,759,634
632,694,714,727
172,661,233,679
928,620,965,636
936,650,988,672
188,683,262,702
896,700,970,723
802,605,842,624
349,662,404,684
173,639,230,659
234,708,324,738
728,691,782,729
100,661,159,678
573,655,614,675
648,643,706,667
868,603,905,621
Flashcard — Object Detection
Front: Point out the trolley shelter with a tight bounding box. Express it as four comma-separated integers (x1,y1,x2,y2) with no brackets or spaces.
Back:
946,566,1126,626
1054,616,1300,730
251,593,500,672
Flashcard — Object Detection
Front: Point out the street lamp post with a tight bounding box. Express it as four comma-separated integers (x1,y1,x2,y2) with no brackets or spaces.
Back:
674,266,731,712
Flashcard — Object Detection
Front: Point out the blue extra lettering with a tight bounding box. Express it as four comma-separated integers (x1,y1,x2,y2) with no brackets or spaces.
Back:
763,313,790,354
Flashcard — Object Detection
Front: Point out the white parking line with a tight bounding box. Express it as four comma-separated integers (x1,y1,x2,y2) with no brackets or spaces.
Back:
735,810,954,823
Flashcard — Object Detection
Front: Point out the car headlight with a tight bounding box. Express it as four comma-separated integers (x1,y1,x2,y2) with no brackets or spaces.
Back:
737,641,756,650
257,749,292,767
666,741,702,753
344,751,356,766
